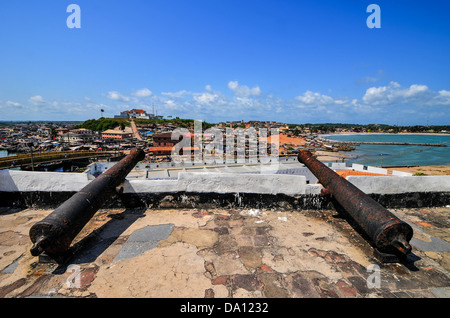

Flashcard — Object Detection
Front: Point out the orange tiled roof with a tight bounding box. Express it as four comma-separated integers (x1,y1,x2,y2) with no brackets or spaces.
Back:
267,133,306,146
125,109,146,113
148,147,173,152
336,170,393,178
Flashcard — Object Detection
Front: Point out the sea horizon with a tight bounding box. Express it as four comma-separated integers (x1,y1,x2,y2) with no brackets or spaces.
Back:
322,133,450,167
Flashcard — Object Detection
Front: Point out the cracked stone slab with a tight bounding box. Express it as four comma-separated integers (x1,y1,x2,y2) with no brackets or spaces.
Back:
2,256,23,274
411,236,450,253
114,224,174,262
430,287,450,298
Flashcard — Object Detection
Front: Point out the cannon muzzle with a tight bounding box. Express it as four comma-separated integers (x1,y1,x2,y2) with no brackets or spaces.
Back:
298,150,413,257
29,148,145,257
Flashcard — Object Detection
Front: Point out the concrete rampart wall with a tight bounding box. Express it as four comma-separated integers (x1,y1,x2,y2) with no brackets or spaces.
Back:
0,170,308,196
366,166,388,174
123,173,308,196
352,163,365,171
275,167,318,184
123,179,178,194
392,170,414,177
0,170,90,192
178,173,306,196
330,163,347,170
351,163,387,175
1,171,449,209
347,176,450,194
1,170,449,197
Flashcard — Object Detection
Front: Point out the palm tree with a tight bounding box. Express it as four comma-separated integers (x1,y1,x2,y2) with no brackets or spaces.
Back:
100,109,104,118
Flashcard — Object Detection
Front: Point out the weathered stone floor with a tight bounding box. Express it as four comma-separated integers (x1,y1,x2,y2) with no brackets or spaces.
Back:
0,206,449,298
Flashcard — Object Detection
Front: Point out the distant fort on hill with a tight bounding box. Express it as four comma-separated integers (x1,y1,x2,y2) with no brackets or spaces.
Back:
114,109,163,120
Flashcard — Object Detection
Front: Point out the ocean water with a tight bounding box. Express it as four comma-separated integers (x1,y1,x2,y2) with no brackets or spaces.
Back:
322,134,450,166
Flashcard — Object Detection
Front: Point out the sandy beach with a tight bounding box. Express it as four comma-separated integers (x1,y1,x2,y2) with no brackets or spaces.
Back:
315,150,349,162
386,165,450,176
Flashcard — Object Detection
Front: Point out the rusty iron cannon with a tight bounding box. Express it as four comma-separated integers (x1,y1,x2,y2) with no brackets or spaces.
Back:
29,148,145,257
298,150,413,258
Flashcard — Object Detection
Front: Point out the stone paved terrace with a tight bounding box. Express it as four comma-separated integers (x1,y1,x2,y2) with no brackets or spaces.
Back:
0,206,449,299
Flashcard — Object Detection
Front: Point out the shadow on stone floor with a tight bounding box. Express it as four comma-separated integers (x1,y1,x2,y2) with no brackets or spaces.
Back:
52,207,147,274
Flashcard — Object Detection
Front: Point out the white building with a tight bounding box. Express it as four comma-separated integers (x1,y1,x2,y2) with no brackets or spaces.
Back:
115,109,152,120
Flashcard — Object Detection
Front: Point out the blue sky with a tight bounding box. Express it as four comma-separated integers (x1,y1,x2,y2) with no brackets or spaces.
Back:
0,0,449,125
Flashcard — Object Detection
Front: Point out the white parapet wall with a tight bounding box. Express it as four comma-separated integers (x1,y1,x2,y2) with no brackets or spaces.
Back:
124,173,308,196
330,162,347,170
177,172,306,196
0,170,90,192
350,163,413,176
123,179,179,194
346,176,450,194
351,163,387,174
2,170,449,196
0,170,307,196
352,163,365,171
392,170,414,177
366,166,388,175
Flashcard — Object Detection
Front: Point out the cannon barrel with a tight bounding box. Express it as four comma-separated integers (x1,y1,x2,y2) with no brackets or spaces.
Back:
29,148,145,257
298,150,413,256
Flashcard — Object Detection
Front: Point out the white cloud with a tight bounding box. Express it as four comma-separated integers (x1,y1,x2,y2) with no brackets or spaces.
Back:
334,98,349,105
4,79,446,123
228,81,262,97
106,91,130,102
228,81,238,90
6,101,21,107
404,84,428,97
438,90,450,97
349,99,378,114
433,90,450,105
164,100,184,111
132,88,152,98
161,90,190,98
295,91,335,106
194,92,220,104
29,95,45,104
234,96,259,109
362,81,433,106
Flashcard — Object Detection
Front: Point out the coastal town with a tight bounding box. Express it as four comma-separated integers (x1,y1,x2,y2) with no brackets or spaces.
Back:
1,108,449,172
1,111,450,300
2,1,450,303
